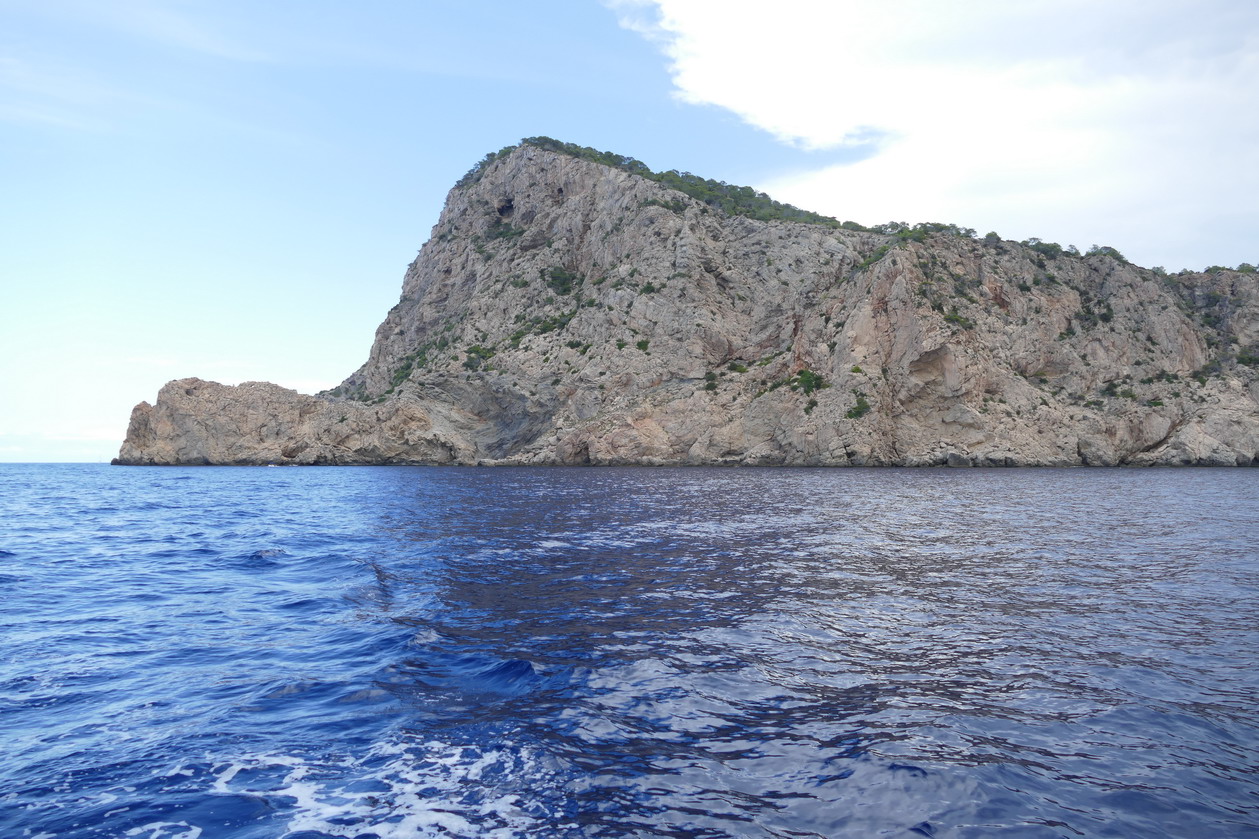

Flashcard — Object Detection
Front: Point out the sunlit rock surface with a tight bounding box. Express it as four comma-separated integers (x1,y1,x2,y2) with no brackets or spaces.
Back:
116,143,1259,466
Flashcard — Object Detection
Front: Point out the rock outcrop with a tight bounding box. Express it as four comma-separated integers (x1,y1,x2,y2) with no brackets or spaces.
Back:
115,140,1259,466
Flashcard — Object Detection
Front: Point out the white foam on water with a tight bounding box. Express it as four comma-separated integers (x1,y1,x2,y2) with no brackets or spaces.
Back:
207,738,554,839
123,822,202,839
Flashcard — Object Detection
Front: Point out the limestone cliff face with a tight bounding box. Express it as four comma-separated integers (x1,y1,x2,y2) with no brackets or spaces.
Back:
116,143,1259,466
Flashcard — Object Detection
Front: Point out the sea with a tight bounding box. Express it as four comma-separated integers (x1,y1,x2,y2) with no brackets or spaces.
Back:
1,464,1256,839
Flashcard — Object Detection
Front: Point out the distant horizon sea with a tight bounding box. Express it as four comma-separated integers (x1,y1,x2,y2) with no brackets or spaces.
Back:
2,463,1257,838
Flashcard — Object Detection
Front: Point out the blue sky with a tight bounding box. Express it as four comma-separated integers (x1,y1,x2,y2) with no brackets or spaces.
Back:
2,0,1255,462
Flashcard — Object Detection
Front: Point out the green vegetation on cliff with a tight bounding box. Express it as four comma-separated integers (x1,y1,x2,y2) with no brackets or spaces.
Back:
458,136,851,228
456,138,1255,276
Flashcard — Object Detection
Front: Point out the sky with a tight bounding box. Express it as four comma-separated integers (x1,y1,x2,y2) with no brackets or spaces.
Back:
2,0,1255,462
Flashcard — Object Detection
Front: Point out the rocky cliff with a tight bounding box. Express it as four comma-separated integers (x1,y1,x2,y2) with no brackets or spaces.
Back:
115,140,1259,466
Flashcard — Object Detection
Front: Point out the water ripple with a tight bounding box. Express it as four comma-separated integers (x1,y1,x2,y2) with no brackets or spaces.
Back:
0,465,1256,837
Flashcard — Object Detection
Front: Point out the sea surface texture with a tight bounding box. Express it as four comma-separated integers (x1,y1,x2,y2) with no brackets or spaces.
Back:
1,464,1257,839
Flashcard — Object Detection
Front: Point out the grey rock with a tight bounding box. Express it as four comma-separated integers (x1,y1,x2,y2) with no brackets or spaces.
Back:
115,143,1259,466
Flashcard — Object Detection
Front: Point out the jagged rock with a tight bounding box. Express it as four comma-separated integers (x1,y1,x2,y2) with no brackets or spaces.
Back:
115,141,1259,466
115,379,470,465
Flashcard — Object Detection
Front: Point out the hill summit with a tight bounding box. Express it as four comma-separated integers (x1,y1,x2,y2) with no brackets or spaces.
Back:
115,138,1259,466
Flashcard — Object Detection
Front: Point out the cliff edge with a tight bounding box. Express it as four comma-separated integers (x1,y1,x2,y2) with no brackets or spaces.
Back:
115,140,1259,466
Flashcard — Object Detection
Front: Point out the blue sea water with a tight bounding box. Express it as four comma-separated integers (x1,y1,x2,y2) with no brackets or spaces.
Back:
1,464,1257,838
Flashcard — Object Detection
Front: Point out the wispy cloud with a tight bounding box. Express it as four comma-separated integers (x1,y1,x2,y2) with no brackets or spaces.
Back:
0,1,272,133
16,0,273,62
602,0,670,43
613,0,1259,270
0,54,142,131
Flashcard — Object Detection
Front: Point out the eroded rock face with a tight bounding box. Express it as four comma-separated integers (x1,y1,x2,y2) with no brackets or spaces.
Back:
115,144,1259,466
115,379,470,465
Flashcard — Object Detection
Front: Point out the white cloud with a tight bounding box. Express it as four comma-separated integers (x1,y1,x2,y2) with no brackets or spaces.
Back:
615,0,1259,270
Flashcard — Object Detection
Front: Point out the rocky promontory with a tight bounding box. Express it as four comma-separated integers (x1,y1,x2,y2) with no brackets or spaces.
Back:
115,139,1259,466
